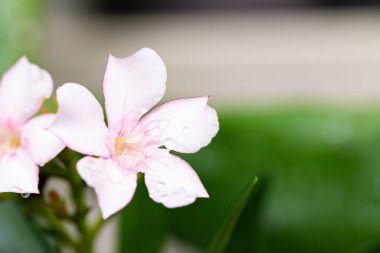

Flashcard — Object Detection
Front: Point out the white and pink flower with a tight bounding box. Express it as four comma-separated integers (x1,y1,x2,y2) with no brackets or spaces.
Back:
0,57,64,194
48,48,219,218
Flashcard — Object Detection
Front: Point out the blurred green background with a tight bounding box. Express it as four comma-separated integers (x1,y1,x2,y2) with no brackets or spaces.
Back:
0,0,45,73
2,0,380,253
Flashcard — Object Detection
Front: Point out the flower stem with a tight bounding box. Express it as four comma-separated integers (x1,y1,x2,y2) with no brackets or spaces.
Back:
37,154,106,253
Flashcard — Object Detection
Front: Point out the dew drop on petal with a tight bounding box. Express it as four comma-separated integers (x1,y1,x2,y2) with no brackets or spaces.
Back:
160,194,169,202
95,171,102,178
106,167,124,183
84,163,96,174
146,169,155,177
155,181,166,192
157,120,169,131
182,126,189,133
173,188,185,198
185,194,194,202
21,192,30,198
80,91,86,97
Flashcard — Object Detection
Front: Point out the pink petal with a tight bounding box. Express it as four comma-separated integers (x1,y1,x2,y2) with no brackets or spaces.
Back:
103,48,167,133
136,97,219,153
48,83,109,157
22,114,65,166
0,149,39,194
77,156,138,219
0,56,53,127
144,152,209,208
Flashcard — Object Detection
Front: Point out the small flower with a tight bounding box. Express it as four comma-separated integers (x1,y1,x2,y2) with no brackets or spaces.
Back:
48,48,219,219
0,57,65,194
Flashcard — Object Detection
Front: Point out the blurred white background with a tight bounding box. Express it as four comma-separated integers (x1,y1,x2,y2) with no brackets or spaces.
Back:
45,1,380,108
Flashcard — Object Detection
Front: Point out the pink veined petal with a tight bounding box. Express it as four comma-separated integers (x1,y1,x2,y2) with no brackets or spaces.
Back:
0,149,39,194
103,48,167,133
22,114,65,166
77,156,138,219
144,152,209,208
48,83,110,157
135,96,219,153
0,56,53,127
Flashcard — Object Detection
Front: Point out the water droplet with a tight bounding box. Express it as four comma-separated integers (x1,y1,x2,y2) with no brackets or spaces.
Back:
85,163,96,174
146,169,155,177
173,188,185,198
21,192,30,198
155,181,166,192
80,91,86,97
95,171,102,178
191,176,198,182
157,121,169,131
164,138,176,150
182,126,189,133
106,165,124,183
160,194,169,202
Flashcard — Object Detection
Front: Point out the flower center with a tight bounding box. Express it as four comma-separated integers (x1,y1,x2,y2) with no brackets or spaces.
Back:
113,134,146,169
0,129,21,154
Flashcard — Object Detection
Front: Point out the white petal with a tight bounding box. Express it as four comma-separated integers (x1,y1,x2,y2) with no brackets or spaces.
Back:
136,97,219,153
144,153,208,208
0,149,39,194
22,114,65,166
77,156,138,219
48,83,110,157
0,56,53,127
103,48,167,133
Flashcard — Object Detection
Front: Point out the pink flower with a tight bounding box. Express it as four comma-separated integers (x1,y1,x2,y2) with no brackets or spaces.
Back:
0,57,65,194
48,48,219,218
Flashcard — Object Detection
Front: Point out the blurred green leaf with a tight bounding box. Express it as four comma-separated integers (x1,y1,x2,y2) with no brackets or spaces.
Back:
0,0,46,73
167,106,380,253
0,200,52,253
118,176,168,253
207,177,258,253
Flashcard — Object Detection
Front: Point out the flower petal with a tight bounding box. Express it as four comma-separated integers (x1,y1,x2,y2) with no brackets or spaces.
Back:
136,97,219,153
0,149,39,194
103,48,167,133
0,56,53,127
144,153,208,208
77,156,138,219
48,83,109,157
22,114,65,166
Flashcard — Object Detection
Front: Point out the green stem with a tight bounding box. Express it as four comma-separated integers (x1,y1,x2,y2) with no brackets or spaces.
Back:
40,204,79,251
38,156,107,253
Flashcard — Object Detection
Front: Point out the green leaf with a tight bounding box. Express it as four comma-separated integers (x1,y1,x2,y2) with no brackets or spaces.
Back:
118,175,168,253
167,106,380,253
207,176,258,253
0,200,52,253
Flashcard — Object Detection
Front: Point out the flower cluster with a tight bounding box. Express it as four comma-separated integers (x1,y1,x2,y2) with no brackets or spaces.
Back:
0,48,219,219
